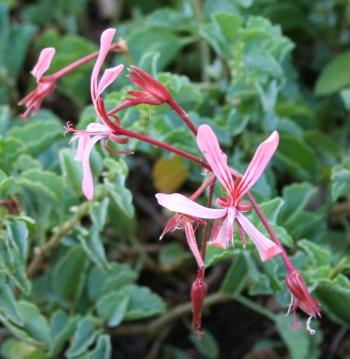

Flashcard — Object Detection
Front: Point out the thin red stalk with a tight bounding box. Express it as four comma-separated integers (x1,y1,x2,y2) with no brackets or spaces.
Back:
117,127,209,169
47,43,122,81
167,97,198,136
190,175,215,201
166,101,287,256
246,192,294,272
200,181,215,261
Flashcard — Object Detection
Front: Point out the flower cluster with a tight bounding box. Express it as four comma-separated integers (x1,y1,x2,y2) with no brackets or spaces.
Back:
19,27,321,338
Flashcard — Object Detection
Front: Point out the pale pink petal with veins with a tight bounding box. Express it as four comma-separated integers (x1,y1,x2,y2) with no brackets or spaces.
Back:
30,47,55,82
236,212,281,261
155,193,227,219
235,131,279,200
196,124,235,194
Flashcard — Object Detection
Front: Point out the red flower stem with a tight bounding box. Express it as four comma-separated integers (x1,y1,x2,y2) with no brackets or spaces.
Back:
117,127,209,169
167,97,198,136
119,106,290,267
246,192,294,272
190,175,215,201
46,43,123,81
200,181,215,261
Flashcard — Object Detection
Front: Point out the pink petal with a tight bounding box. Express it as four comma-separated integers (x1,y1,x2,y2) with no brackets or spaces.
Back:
208,207,235,249
236,131,279,200
81,135,104,200
197,125,235,194
236,212,281,261
184,222,204,268
155,193,226,219
75,135,90,161
91,28,116,101
97,64,124,98
30,47,55,82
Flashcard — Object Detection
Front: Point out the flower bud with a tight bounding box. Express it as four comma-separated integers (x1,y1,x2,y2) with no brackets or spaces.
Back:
191,275,208,338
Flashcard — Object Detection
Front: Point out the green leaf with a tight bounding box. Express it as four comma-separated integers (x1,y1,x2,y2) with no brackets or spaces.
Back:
5,24,37,78
8,119,62,157
298,240,331,267
96,290,129,327
52,246,86,303
316,274,350,325
49,310,78,357
87,263,137,301
189,331,219,359
0,138,24,173
78,335,111,359
128,28,184,69
0,276,23,325
205,246,234,267
280,183,317,224
331,158,350,201
275,314,321,359
66,316,100,358
315,51,350,96
90,198,109,231
59,148,83,195
220,252,248,295
79,229,109,271
17,301,52,348
104,158,134,219
277,135,319,180
159,242,189,271
124,285,166,320
0,338,49,359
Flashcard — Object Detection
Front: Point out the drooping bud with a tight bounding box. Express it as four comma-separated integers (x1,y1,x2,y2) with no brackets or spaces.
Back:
191,270,208,339
285,270,321,334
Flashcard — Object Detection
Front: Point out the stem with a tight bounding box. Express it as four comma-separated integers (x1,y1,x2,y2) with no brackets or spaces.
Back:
201,181,215,260
110,292,230,338
27,201,90,277
190,175,215,201
246,192,294,272
47,43,124,80
118,127,209,169
233,294,276,321
191,0,210,82
167,98,198,136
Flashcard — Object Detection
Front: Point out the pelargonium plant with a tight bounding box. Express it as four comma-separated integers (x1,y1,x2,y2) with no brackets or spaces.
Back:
19,28,321,338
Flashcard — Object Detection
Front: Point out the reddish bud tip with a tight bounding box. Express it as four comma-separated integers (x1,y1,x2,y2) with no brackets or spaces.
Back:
285,270,321,318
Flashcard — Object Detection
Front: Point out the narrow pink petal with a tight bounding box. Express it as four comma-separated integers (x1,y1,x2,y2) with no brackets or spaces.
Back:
196,125,235,194
208,207,235,249
159,215,178,240
91,28,116,101
97,64,124,97
236,131,279,200
155,193,226,219
236,212,281,261
31,47,55,82
81,135,104,200
74,135,90,161
184,222,204,268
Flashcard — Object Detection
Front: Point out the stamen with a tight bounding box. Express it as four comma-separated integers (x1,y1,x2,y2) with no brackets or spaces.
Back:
306,315,316,335
286,293,295,316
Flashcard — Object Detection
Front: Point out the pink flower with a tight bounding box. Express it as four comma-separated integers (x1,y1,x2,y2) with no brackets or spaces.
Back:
285,270,321,334
160,214,206,268
18,47,56,119
65,122,128,200
90,28,124,123
108,65,171,115
156,124,282,262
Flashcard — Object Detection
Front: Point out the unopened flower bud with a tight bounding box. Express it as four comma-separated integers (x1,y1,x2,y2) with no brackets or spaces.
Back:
191,275,208,339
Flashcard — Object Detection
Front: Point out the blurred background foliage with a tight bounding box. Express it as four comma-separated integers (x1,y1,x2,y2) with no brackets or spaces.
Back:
0,0,350,358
